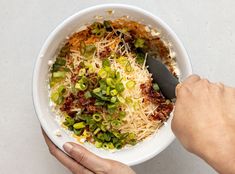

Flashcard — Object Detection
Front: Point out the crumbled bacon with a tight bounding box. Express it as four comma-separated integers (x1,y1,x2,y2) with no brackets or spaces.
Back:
85,104,103,113
150,103,173,121
140,83,174,122
99,47,111,59
77,91,96,106
60,94,75,112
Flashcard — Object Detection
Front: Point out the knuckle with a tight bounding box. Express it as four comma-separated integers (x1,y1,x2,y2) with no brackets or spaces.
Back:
201,79,209,84
73,149,86,163
171,115,180,135
177,85,190,97
103,161,112,173
210,82,224,93
48,147,57,156
217,82,225,89
190,74,200,80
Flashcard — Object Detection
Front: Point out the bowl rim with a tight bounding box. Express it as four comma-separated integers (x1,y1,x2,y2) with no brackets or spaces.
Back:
32,3,192,166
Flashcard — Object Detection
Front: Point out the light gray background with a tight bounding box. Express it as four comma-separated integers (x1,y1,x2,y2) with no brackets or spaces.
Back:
1,0,234,173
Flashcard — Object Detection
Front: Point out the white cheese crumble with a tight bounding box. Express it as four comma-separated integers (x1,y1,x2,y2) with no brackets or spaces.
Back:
54,129,62,137
48,60,53,66
151,29,160,37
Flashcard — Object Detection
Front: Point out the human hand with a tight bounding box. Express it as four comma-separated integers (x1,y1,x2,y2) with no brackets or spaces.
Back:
172,75,235,174
42,129,135,174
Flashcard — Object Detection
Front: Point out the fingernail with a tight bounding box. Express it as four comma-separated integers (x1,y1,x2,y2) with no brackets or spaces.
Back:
63,143,73,153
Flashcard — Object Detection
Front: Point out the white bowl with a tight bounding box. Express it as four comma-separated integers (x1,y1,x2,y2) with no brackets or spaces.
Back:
33,4,192,166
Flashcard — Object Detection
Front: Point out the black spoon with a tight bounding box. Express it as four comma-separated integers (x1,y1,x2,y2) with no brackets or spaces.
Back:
146,55,179,100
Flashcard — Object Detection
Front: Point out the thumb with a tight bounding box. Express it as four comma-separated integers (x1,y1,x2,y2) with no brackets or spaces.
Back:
63,142,111,173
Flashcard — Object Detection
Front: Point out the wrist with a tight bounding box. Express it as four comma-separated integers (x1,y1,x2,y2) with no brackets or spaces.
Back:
195,130,235,174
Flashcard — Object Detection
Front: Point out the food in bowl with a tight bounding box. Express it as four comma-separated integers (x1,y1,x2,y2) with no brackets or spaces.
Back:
48,18,178,150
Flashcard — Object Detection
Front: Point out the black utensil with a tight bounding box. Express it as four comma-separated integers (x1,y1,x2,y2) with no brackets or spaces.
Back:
146,55,179,99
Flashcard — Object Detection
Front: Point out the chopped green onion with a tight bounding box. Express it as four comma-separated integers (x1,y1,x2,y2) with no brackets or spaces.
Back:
107,104,117,109
134,38,145,48
75,82,87,91
126,80,135,89
49,77,62,87
57,85,66,94
97,133,104,141
117,56,128,66
84,91,92,99
101,90,106,95
55,58,66,66
78,68,86,76
63,116,75,127
85,44,96,52
100,124,106,132
133,102,140,110
51,92,59,102
102,59,111,67
128,133,136,140
92,28,106,37
103,133,111,141
93,92,110,101
94,128,101,135
115,83,125,92
115,71,121,80
51,92,63,104
95,100,106,106
136,52,145,64
98,69,107,78
104,66,112,73
106,78,115,88
93,113,102,122
73,129,82,136
108,142,114,149
102,120,110,126
95,141,103,148
89,124,97,132
110,89,118,96
125,61,132,72
84,44,96,58
118,111,126,119
53,71,66,78
112,137,119,144
111,96,117,103
103,20,112,30
125,97,133,104
102,142,109,149
115,143,122,149
153,83,160,91
106,86,110,95
79,76,88,83
113,131,121,138
120,27,129,34
111,120,122,128
93,88,101,93
73,122,86,129
117,95,125,103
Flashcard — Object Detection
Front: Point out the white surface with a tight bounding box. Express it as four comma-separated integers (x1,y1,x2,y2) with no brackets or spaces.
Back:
1,0,235,173
33,4,192,166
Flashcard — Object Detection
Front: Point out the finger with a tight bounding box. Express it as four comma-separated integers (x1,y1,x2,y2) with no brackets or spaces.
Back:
63,142,111,173
183,74,201,85
175,83,182,97
41,129,93,174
